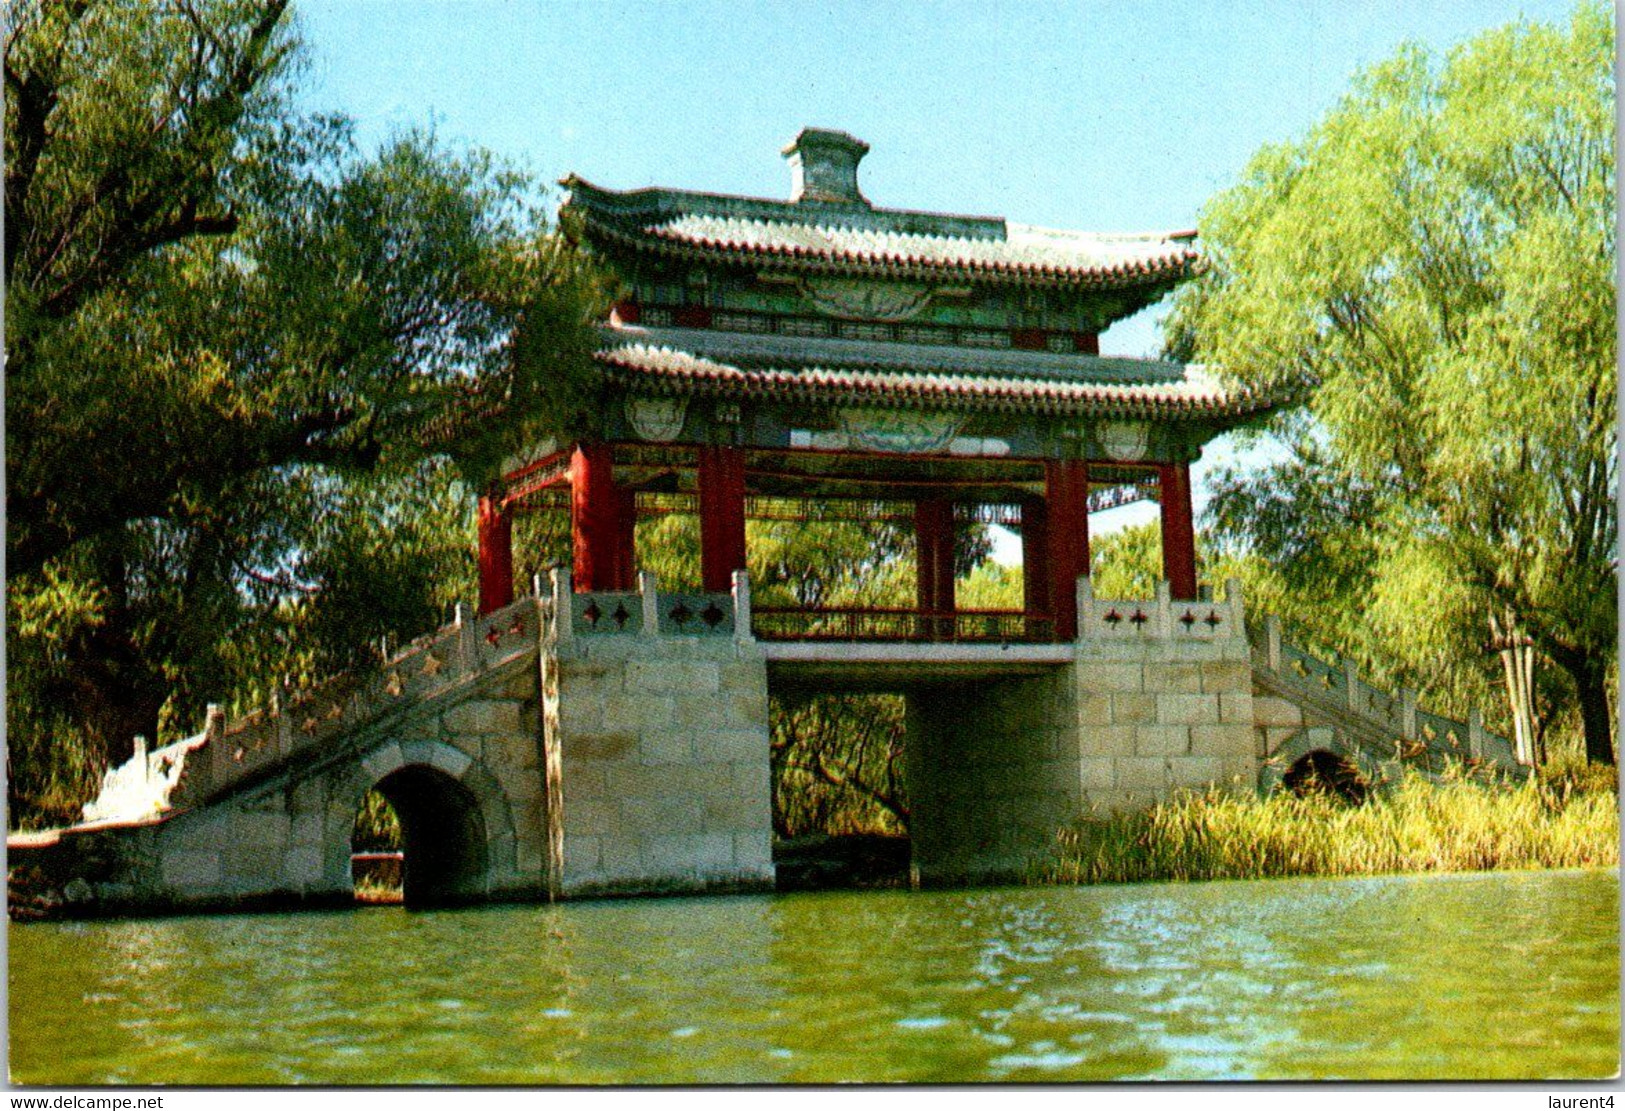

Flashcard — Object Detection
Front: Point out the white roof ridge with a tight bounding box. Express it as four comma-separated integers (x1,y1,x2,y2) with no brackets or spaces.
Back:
602,347,1233,400
605,323,1190,382
646,213,1197,266
1006,223,1198,246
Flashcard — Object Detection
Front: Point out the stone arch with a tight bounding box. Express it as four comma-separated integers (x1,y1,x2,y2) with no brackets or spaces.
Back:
1281,750,1371,804
1258,727,1386,799
330,740,518,907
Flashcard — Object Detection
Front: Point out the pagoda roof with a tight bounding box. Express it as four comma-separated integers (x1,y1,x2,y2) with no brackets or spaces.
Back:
597,325,1266,422
561,175,1199,291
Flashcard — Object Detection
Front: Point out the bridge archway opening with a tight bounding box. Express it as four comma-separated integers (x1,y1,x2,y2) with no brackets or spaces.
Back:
1282,750,1370,806
354,764,489,908
769,689,912,890
350,789,405,904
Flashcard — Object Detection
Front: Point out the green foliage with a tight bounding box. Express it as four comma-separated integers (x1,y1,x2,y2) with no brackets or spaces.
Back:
772,694,908,838
1089,522,1163,600
5,0,602,827
351,789,404,854
957,559,1021,610
1046,771,1619,885
1170,3,1617,761
263,459,480,683
750,515,919,611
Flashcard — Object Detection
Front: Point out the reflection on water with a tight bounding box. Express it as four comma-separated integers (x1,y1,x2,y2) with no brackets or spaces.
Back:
10,869,1618,1084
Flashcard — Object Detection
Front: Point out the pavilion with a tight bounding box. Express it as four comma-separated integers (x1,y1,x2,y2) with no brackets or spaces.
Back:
20,135,1527,913
478,128,1269,639
18,134,1531,916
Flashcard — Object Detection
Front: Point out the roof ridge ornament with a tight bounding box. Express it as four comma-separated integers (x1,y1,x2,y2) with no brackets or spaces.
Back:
783,127,871,206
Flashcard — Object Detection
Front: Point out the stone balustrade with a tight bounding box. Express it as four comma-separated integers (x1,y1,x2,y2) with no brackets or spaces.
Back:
86,568,752,828
1075,577,1247,643
1252,613,1518,771
86,591,554,823
553,569,745,641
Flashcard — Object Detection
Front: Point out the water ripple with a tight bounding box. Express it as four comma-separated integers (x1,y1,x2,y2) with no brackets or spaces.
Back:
9,870,1617,1083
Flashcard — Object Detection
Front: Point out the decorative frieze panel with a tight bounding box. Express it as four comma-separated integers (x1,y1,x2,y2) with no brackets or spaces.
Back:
1096,420,1151,462
625,396,689,443
800,278,933,321
784,427,1012,457
838,408,964,454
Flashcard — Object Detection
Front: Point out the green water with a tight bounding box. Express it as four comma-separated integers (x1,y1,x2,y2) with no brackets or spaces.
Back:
9,869,1618,1084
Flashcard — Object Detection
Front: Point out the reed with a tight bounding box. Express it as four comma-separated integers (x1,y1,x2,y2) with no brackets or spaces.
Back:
352,874,403,905
1043,767,1619,885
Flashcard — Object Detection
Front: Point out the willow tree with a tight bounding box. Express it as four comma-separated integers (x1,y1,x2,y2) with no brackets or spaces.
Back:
1172,4,1616,763
6,1,602,824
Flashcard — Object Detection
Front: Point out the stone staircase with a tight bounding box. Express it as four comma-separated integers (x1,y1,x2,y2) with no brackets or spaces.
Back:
1249,614,1523,791
77,593,552,827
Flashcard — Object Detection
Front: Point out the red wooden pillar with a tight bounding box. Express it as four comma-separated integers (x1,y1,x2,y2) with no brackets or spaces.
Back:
698,445,747,594
1045,459,1090,640
1021,498,1050,628
1160,460,1198,600
914,497,956,636
570,443,620,593
915,502,938,614
477,493,514,615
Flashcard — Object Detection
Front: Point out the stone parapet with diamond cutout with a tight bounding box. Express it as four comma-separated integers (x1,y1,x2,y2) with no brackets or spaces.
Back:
543,569,773,896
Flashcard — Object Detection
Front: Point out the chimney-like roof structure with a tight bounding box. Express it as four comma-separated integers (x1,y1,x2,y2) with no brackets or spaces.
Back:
782,126,871,205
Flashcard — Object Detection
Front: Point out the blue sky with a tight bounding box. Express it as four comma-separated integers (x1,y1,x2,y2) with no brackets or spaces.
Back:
294,0,1579,540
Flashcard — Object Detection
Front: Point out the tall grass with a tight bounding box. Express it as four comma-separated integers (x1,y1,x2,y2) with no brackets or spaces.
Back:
1044,768,1618,885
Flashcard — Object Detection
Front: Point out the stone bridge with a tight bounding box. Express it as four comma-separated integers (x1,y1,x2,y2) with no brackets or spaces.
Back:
8,574,1520,918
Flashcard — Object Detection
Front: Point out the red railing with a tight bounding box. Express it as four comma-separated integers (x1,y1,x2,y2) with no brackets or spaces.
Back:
751,606,1056,643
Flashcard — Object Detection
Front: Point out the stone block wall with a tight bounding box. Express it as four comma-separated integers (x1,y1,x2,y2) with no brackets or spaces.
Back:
904,669,1080,885
545,573,774,896
1072,640,1257,812
1068,580,1257,812
1252,690,1310,762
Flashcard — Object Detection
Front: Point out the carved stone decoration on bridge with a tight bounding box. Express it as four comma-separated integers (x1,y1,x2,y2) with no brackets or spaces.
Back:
625,396,688,443
1097,420,1151,463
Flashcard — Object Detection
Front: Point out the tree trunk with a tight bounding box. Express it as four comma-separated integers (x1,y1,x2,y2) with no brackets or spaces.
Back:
1575,664,1616,767
1491,610,1540,765
1549,641,1617,766
77,681,165,775
1499,645,1530,764
62,543,173,775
